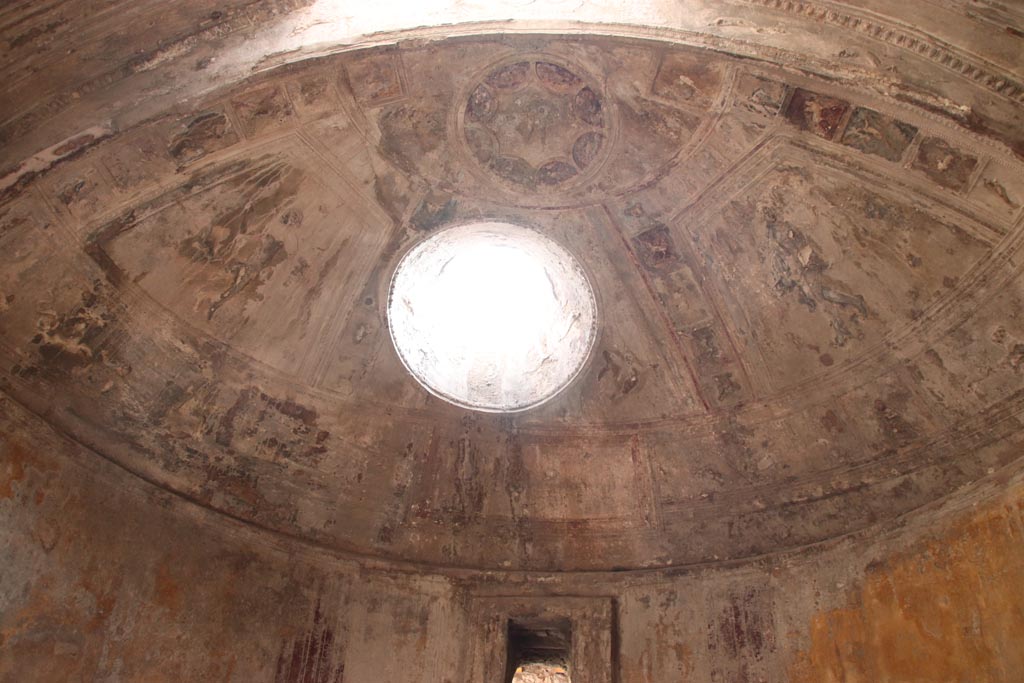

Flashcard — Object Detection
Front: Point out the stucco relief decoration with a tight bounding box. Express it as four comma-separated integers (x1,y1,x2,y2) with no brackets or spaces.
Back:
459,57,612,192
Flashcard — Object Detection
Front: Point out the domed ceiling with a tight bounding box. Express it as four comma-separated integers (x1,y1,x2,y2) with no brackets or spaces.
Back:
1,3,1023,573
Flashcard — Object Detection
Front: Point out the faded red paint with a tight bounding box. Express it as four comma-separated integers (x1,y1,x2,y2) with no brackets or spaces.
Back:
154,561,182,615
275,599,345,683
53,133,96,157
1,437,55,500
0,439,27,499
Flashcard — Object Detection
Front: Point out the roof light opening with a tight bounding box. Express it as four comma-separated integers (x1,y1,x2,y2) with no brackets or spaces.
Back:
387,221,597,412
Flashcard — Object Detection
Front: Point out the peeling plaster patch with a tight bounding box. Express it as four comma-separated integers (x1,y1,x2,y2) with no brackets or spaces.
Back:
652,50,724,107
0,125,114,198
410,190,457,231
345,51,404,105
231,85,296,137
168,110,239,165
733,73,787,118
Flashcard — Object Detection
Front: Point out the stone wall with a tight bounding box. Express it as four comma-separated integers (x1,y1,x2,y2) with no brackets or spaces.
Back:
4,392,1023,682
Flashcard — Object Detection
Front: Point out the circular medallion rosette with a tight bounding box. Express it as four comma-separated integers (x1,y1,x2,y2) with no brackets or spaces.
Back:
458,57,612,193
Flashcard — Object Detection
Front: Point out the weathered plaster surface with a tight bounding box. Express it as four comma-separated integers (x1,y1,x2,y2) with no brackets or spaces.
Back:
1,1,1022,680
3,32,1022,572
3,392,1024,681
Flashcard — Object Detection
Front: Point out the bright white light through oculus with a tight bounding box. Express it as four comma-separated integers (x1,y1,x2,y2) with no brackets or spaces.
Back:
387,222,597,412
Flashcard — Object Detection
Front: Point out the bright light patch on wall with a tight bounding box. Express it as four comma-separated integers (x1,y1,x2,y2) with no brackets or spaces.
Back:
295,0,670,48
388,222,597,412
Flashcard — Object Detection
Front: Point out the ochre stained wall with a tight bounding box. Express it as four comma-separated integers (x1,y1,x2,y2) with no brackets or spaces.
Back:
788,496,1024,683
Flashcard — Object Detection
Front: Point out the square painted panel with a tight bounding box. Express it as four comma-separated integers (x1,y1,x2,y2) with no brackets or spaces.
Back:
784,88,850,140
840,107,917,162
912,136,978,191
